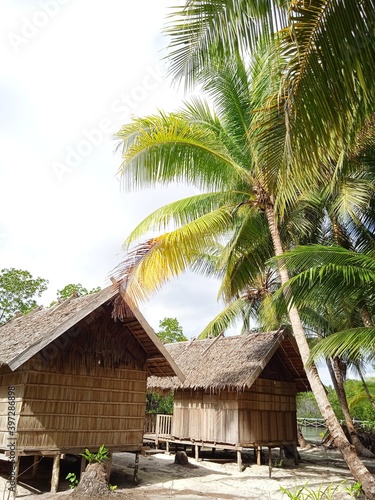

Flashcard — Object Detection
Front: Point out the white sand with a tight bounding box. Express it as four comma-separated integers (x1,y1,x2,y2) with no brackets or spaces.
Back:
0,446,370,499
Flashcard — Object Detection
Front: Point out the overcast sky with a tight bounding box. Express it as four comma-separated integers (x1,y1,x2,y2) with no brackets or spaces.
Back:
0,0,233,341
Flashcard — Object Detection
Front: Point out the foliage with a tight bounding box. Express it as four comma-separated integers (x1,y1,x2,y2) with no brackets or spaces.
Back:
80,444,109,464
146,391,174,415
298,382,375,427
343,379,375,424
280,480,361,499
157,317,187,343
0,268,48,325
51,283,101,305
297,392,322,420
65,472,78,489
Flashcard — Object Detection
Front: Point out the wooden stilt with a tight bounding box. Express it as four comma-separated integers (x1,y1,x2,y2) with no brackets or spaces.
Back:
256,445,261,466
133,452,139,484
51,454,60,493
31,455,39,478
166,441,170,454
106,452,113,482
293,443,299,465
80,456,86,476
268,447,272,478
195,445,199,461
237,450,242,471
12,459,20,499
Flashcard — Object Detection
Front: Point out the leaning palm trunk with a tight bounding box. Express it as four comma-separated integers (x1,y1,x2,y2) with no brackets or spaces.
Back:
265,205,375,499
356,364,375,411
327,358,374,457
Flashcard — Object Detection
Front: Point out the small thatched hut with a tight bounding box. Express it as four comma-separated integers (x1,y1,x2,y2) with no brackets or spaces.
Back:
0,284,183,491
147,328,309,469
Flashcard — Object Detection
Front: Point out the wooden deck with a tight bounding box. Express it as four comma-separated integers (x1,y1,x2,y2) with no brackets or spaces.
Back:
143,414,299,473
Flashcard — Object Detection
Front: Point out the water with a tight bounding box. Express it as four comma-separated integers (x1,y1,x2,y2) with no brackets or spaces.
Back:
299,425,326,443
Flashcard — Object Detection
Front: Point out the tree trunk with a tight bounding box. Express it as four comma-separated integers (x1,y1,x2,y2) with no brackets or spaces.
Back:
329,358,374,457
72,462,111,497
356,363,375,410
265,204,375,499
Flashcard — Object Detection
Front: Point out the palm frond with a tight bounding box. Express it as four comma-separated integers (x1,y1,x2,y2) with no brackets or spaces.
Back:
165,0,288,86
116,112,252,191
198,296,248,338
123,191,241,249
283,0,375,164
309,327,375,364
116,207,234,303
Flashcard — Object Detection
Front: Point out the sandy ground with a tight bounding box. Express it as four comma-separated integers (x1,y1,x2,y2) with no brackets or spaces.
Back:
0,444,373,500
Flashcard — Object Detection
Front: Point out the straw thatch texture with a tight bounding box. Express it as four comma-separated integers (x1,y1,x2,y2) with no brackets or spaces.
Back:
148,329,309,392
0,284,182,377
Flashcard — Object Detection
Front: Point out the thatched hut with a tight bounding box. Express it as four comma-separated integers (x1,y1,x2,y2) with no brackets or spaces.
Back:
147,328,309,469
0,284,183,491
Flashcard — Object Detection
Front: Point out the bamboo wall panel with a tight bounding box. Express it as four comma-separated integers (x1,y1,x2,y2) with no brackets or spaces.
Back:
238,380,297,444
13,364,147,453
172,390,238,444
0,370,26,449
171,379,297,447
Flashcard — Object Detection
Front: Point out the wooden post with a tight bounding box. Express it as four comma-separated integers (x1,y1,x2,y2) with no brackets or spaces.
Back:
293,443,299,465
166,441,170,454
268,447,272,478
51,454,60,493
80,456,86,476
237,450,242,472
133,452,139,484
195,445,199,461
256,445,261,466
12,459,20,499
106,452,113,482
31,455,39,478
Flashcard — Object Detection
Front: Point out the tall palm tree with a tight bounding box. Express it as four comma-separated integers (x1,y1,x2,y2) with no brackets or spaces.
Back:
115,55,375,495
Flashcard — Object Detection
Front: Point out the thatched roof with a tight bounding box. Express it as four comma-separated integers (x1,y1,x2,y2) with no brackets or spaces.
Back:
148,328,309,392
0,284,184,380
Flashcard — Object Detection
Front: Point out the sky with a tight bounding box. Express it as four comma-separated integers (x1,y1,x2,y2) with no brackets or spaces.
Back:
0,0,231,341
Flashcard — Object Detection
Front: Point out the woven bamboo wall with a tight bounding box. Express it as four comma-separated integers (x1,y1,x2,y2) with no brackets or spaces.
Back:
172,379,297,446
0,359,147,454
238,379,297,445
14,359,147,453
0,368,26,449
172,389,238,444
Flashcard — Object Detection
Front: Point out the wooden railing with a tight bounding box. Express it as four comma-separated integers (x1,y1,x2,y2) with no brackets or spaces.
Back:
144,414,173,444
156,414,172,441
297,417,368,429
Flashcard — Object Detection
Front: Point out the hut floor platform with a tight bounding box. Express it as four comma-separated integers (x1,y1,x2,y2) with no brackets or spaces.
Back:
143,433,299,474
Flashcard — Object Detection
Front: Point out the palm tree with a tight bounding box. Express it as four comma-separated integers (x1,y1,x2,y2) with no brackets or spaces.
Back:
115,54,375,495
157,2,375,493
279,246,375,363
165,0,375,170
